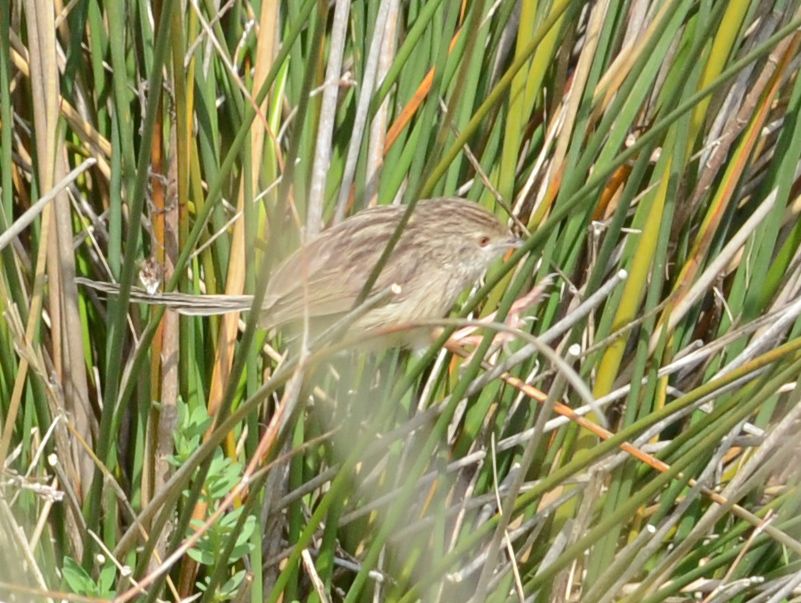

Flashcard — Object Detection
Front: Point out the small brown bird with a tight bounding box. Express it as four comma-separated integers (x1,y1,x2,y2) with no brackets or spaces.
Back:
78,198,521,342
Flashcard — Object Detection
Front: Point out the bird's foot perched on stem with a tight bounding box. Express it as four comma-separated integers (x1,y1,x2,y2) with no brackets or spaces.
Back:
446,276,554,358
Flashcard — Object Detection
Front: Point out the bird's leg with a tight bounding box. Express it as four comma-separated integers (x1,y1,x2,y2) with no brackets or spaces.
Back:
448,276,554,351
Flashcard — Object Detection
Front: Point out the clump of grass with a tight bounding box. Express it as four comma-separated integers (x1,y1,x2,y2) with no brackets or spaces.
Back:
3,1,801,601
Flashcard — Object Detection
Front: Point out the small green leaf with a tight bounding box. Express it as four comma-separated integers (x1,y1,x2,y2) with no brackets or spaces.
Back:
62,557,96,595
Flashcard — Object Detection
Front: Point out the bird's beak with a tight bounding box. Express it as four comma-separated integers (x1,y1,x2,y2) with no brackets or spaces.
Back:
500,236,524,261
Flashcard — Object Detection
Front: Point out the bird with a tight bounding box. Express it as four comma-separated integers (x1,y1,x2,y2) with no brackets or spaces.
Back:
77,197,521,345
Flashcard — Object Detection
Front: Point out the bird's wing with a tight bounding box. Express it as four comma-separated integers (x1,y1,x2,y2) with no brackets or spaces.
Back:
260,238,420,329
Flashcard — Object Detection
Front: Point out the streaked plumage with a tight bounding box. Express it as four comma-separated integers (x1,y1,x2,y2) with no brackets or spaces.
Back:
260,198,519,332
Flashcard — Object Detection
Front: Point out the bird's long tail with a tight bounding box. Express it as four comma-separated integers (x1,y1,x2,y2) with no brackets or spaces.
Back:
76,277,254,316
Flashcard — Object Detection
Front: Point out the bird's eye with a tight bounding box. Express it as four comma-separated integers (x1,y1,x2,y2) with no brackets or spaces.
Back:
478,235,491,248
